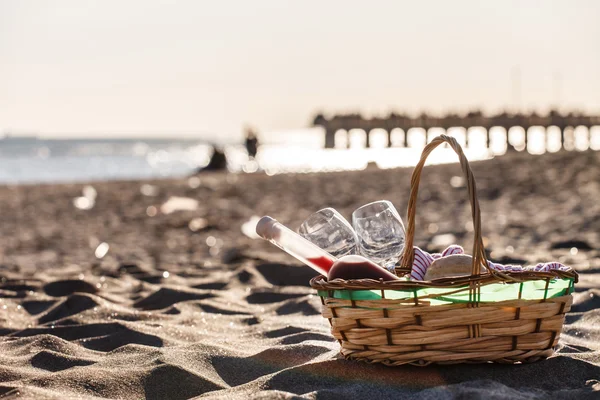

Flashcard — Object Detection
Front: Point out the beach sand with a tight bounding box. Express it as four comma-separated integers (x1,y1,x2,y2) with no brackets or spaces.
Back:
0,149,599,399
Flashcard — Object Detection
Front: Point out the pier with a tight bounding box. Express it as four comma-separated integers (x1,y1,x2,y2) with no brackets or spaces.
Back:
313,111,600,150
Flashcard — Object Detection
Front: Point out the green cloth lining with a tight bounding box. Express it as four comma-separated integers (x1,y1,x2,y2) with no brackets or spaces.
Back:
318,278,574,305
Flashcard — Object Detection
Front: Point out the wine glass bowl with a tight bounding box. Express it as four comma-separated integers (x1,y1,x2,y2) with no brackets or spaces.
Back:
352,200,406,269
298,208,358,258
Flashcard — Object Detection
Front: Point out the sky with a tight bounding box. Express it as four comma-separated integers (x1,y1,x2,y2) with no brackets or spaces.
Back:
1,0,600,139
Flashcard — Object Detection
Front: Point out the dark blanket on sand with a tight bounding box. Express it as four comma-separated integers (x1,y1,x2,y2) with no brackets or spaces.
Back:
0,150,599,399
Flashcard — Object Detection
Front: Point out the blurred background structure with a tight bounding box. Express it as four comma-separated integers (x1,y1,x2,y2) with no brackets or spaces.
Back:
314,110,600,150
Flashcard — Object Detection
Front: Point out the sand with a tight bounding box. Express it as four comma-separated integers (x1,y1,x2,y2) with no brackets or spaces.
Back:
0,149,599,399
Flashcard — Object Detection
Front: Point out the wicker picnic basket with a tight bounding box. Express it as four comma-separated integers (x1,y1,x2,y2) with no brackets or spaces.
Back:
310,134,578,366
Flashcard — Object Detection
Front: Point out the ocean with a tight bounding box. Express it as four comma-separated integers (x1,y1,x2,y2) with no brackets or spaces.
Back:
1,127,598,184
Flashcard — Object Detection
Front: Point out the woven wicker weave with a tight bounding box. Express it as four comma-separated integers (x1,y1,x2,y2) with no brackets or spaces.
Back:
310,134,578,366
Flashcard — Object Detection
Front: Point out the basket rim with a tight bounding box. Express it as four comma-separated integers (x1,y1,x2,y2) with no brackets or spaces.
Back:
309,268,578,291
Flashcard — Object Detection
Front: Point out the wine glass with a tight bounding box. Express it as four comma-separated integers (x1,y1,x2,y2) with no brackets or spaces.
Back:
298,208,358,258
352,200,406,271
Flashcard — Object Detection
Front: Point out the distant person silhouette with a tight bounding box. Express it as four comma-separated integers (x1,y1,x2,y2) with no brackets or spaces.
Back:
245,127,259,159
197,145,227,172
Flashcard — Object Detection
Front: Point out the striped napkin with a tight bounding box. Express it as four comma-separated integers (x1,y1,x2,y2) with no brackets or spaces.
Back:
409,245,570,281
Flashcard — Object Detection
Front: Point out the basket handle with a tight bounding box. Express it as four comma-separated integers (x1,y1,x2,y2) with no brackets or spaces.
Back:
398,134,488,277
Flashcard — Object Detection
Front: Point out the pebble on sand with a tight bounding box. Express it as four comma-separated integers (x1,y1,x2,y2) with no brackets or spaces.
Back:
94,242,110,259
73,185,97,210
189,218,208,232
160,196,199,214
140,184,159,197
